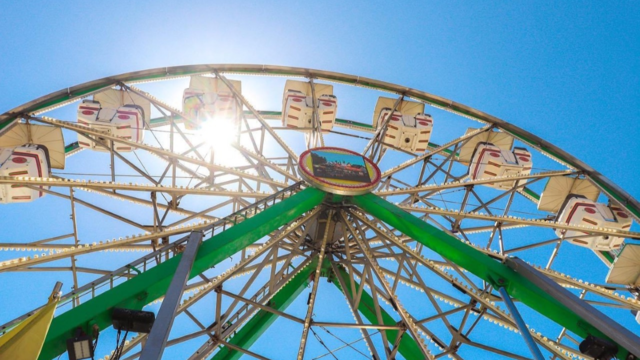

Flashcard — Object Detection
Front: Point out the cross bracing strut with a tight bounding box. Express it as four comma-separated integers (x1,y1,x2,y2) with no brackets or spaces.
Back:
0,182,304,273
0,176,276,198
210,258,317,360
376,170,576,196
118,252,316,359
36,187,324,359
398,204,640,240
185,258,315,360
332,263,427,359
345,211,591,359
352,192,640,359
31,115,287,188
341,211,434,359
352,213,640,313
1,188,632,360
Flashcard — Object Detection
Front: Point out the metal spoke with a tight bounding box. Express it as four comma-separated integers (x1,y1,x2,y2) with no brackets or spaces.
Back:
297,209,334,360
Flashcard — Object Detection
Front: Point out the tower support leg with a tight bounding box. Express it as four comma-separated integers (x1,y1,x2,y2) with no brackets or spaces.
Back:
140,231,203,360
497,286,545,360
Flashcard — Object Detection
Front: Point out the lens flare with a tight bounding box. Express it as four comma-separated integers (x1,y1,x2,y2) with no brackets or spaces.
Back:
198,118,244,166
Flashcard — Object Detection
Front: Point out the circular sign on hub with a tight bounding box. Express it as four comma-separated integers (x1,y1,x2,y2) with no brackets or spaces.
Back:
299,147,381,195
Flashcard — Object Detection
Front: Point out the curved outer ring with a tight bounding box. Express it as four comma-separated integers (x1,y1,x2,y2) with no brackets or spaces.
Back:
298,147,381,196
1,64,637,219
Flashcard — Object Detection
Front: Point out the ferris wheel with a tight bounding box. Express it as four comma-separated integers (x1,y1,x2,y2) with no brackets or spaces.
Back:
0,65,639,360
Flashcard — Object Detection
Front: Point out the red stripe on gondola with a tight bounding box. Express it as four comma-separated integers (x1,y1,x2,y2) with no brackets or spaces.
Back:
11,196,31,200
582,218,598,225
117,110,141,142
12,151,44,197
564,202,597,227
472,148,501,180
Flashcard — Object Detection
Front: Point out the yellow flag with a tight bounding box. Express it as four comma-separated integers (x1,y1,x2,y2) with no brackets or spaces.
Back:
0,285,60,360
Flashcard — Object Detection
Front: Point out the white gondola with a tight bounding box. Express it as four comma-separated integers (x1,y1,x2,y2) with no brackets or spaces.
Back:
282,80,337,132
373,97,433,152
538,177,600,213
555,195,632,251
467,142,532,190
606,243,640,285
457,128,514,163
77,89,151,152
0,123,64,204
0,144,51,203
605,243,640,323
538,177,635,257
182,76,242,130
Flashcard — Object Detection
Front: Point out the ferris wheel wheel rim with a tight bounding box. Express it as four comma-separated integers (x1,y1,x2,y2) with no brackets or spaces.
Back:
1,63,636,220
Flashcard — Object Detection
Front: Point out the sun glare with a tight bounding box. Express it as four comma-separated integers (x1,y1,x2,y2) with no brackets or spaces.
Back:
201,118,236,149
199,119,244,166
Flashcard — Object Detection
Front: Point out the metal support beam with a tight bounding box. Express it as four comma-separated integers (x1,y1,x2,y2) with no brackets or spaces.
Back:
497,287,545,360
332,264,425,360
211,258,316,360
140,231,203,360
505,257,640,359
352,192,638,359
38,187,324,360
297,209,333,360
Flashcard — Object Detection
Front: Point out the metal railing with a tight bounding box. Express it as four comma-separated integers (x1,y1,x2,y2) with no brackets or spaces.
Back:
0,181,305,336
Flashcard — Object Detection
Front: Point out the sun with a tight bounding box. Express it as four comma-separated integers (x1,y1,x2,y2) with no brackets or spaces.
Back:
200,117,237,149
198,118,244,166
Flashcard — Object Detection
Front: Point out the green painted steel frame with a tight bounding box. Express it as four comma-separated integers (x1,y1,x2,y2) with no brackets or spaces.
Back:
211,258,317,360
31,185,630,359
212,259,424,360
352,193,632,359
38,187,325,360
332,265,424,359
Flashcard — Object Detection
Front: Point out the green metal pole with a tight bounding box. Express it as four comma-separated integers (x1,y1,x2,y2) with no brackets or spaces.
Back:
211,258,317,360
332,264,425,360
352,193,631,359
39,187,325,360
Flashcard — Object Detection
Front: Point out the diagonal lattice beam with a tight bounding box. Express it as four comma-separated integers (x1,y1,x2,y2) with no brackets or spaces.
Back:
352,192,638,359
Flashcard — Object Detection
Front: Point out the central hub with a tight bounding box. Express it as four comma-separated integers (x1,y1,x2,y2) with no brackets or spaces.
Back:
298,147,381,195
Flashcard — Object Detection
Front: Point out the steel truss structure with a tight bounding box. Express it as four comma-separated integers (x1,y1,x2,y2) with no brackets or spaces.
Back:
0,65,639,360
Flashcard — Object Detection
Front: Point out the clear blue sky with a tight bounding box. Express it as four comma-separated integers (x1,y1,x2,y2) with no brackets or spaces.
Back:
1,1,639,359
